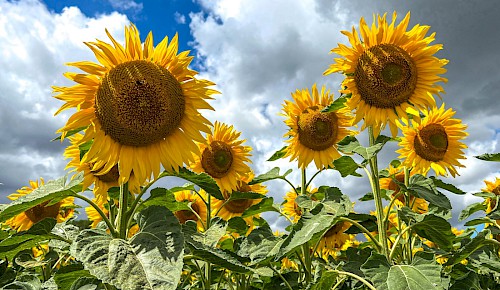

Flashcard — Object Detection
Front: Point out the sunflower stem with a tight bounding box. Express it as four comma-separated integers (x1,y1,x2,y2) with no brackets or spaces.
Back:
338,216,382,251
72,191,118,237
404,166,413,263
117,182,129,239
205,183,212,289
367,126,390,261
332,270,377,290
300,168,312,284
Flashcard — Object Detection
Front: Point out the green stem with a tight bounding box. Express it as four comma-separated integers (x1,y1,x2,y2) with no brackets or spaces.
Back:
333,270,377,290
305,169,323,189
368,126,390,261
404,166,413,263
116,182,129,239
299,168,312,284
338,217,382,251
126,172,166,228
72,192,118,237
205,185,212,289
389,224,414,260
270,264,293,290
281,177,299,195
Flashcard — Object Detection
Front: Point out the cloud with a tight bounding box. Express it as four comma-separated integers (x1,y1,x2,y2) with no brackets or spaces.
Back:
0,0,129,199
188,0,500,229
107,0,143,12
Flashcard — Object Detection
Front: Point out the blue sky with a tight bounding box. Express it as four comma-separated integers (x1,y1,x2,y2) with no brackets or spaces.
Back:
1,0,499,230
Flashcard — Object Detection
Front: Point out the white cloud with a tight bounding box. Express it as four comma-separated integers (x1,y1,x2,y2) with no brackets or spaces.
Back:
174,11,186,24
0,0,129,198
107,0,143,12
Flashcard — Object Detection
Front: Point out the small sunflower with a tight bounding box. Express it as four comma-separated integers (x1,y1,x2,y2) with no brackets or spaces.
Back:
211,173,267,223
324,12,448,136
5,179,75,232
380,165,428,214
482,177,500,213
54,24,217,186
282,190,302,223
173,190,208,230
191,122,252,192
282,84,354,169
64,134,141,204
316,221,355,260
397,104,467,177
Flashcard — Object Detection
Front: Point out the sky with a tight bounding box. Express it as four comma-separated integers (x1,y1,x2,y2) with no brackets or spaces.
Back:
0,0,499,230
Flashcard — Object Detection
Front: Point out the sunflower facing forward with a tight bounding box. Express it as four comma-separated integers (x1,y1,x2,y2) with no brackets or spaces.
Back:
5,179,75,231
191,122,252,192
324,12,448,136
282,84,354,169
397,104,467,177
54,24,218,186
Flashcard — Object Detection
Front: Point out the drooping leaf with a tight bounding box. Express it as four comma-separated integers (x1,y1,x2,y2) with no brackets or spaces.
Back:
138,187,191,213
344,213,378,234
332,156,362,177
343,247,373,277
412,214,455,251
468,246,500,278
248,167,293,185
53,264,96,290
445,230,493,266
474,153,500,162
361,253,391,290
238,224,282,265
449,272,482,290
267,146,288,161
0,174,84,222
337,135,393,161
430,177,466,195
464,217,494,226
408,175,452,210
70,206,184,290
227,217,249,236
310,271,338,290
241,197,280,218
459,202,487,221
162,168,223,200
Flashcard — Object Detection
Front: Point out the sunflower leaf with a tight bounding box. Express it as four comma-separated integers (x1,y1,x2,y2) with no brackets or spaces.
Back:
430,177,466,195
237,224,282,265
337,135,392,161
1,274,42,290
445,230,492,267
267,146,288,161
408,174,452,210
53,264,97,290
163,168,224,200
321,96,348,112
332,156,362,177
248,167,293,185
459,202,487,221
412,214,455,251
0,173,84,222
474,153,500,162
51,126,87,142
137,187,190,213
70,206,184,290
241,197,280,218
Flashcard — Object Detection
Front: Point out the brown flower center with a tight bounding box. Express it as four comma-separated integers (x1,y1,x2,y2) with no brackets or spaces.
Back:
89,163,120,183
297,106,338,151
354,44,417,109
201,141,233,178
95,60,185,147
25,201,61,224
414,123,448,162
224,199,254,214
175,203,201,224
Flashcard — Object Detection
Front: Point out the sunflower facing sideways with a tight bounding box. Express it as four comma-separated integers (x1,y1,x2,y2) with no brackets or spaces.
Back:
5,179,75,232
316,221,356,260
397,104,467,177
54,24,218,187
173,190,208,230
282,84,354,169
191,122,252,192
64,133,142,203
481,177,500,213
324,12,448,137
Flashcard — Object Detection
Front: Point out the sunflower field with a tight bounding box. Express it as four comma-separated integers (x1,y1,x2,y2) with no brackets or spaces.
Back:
2,11,500,290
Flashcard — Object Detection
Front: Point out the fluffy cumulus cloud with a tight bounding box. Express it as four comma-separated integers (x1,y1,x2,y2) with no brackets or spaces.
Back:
0,0,129,201
188,0,500,228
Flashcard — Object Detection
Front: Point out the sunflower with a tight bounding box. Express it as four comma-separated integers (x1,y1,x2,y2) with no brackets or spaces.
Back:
211,173,267,224
173,190,208,230
191,122,252,192
482,177,500,213
5,179,75,232
282,190,302,223
54,24,217,187
282,84,354,169
64,134,142,204
397,104,467,177
380,165,428,214
324,12,448,137
316,221,355,260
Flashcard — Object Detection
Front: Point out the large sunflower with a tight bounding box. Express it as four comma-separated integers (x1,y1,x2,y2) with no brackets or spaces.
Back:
54,24,217,186
282,84,354,169
211,173,267,223
5,179,75,231
64,133,141,203
397,104,467,177
324,12,448,136
173,190,208,230
380,165,428,214
191,122,252,192
482,177,500,213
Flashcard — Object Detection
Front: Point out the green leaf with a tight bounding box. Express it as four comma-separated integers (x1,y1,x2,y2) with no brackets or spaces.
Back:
321,95,348,112
343,247,373,277
70,206,184,290
237,224,282,265
69,277,105,290
310,271,338,290
191,219,226,247
267,146,288,161
412,215,455,251
227,217,249,236
0,174,84,222
361,253,391,290
248,167,293,185
337,135,393,161
53,264,95,290
138,187,191,213
430,177,466,195
390,159,402,169
408,175,452,210
459,202,487,221
1,274,42,290
468,246,500,278
163,168,223,200
475,153,500,162
464,217,494,226
344,213,377,234
241,197,280,218
332,156,362,177
317,186,353,216
445,230,492,266
449,272,482,290
359,192,374,201
51,126,87,142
